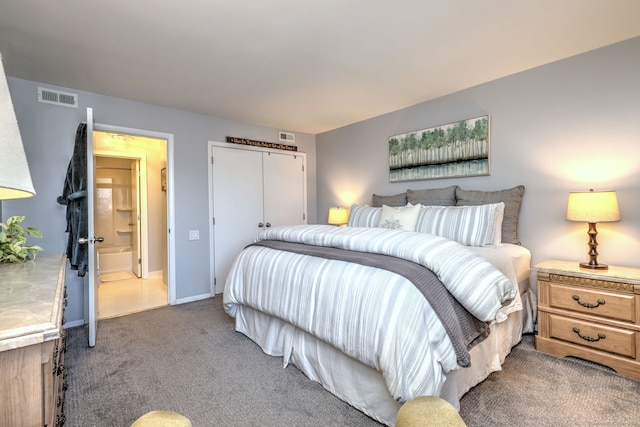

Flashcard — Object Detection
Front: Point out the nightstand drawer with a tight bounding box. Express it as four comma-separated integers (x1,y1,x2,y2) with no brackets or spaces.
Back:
548,282,636,323
549,313,636,358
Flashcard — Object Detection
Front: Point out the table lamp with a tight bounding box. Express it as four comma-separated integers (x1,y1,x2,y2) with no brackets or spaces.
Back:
566,189,620,269
0,52,35,201
328,207,348,226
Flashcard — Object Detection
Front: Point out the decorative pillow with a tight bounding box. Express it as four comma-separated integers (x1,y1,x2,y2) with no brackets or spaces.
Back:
455,186,524,244
415,202,505,246
406,185,458,206
347,204,381,227
372,192,407,207
378,203,421,231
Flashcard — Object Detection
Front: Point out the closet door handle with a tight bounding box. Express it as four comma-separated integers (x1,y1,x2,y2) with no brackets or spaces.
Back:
265,223,271,228
258,223,264,228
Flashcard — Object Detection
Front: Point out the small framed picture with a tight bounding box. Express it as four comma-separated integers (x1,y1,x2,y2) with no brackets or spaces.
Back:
161,168,167,191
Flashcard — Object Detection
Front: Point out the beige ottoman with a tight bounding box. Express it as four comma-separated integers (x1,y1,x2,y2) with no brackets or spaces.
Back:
130,411,192,427
396,396,467,427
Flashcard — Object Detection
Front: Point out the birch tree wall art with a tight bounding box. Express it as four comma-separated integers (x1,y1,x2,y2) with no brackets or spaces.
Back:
389,115,490,182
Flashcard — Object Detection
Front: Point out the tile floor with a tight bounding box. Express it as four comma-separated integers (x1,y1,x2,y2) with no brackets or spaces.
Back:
97,273,168,319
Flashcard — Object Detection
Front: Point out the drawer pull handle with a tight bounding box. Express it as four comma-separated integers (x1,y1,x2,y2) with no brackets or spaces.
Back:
572,295,605,309
572,327,606,342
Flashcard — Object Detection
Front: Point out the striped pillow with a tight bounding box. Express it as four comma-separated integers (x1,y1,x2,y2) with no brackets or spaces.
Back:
347,204,381,227
415,202,505,246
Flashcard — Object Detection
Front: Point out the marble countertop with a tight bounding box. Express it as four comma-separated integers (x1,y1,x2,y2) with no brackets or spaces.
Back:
535,259,640,286
0,254,66,352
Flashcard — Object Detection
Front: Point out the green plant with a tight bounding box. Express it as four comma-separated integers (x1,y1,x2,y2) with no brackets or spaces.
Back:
0,215,43,263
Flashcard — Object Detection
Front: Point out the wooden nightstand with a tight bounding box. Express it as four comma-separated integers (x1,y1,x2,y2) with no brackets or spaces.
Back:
536,259,640,379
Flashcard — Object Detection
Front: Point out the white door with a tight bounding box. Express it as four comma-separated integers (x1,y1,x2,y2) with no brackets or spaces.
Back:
131,159,141,278
212,147,263,294
262,152,306,227
85,107,102,347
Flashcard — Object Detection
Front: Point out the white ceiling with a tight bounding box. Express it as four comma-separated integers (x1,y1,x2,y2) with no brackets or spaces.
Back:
1,1,639,134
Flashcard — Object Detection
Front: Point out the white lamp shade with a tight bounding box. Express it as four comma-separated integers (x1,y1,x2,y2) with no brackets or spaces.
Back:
0,52,35,199
328,207,349,225
566,190,620,223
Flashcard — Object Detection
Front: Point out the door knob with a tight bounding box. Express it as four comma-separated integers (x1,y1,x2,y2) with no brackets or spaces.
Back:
265,223,271,228
78,237,105,244
258,223,264,228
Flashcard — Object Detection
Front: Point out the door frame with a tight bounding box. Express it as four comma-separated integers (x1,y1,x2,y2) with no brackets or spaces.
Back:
93,150,149,279
94,122,176,304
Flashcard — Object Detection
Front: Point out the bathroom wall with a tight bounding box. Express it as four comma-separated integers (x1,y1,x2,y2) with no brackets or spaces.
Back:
94,132,167,275
95,156,135,254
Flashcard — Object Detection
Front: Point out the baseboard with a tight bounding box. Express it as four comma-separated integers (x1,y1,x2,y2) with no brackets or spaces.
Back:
175,293,212,305
63,293,211,328
149,270,164,279
64,319,85,329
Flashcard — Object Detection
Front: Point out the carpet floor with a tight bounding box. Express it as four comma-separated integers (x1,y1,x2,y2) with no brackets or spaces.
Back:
64,297,640,426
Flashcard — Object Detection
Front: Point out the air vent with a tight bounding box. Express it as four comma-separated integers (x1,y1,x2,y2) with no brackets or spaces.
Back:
279,131,295,143
38,87,78,108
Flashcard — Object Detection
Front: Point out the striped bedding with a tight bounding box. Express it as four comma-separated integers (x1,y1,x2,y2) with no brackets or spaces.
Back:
223,224,520,402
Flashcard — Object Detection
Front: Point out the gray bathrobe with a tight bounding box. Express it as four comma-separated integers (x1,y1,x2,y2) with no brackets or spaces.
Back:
57,123,88,277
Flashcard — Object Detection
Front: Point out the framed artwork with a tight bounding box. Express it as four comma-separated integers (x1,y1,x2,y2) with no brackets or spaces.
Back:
389,115,490,182
161,168,167,191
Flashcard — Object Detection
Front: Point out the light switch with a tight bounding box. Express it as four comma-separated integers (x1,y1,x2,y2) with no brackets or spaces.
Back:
189,230,200,240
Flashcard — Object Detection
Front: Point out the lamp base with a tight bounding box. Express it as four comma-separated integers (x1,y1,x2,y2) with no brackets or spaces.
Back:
579,262,608,270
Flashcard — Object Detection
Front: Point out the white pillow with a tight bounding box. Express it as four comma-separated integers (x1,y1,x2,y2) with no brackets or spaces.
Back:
414,202,505,246
377,203,421,231
347,204,381,227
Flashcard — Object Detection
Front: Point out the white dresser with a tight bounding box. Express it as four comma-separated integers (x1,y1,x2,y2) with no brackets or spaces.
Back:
0,254,67,427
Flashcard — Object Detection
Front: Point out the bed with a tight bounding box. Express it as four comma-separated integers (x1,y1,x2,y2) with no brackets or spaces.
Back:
223,186,533,426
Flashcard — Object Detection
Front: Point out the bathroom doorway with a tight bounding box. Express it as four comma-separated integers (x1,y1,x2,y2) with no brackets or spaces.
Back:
93,131,169,318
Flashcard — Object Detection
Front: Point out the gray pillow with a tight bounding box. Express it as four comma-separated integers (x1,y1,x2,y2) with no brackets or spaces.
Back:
407,185,458,206
371,192,407,207
455,185,525,244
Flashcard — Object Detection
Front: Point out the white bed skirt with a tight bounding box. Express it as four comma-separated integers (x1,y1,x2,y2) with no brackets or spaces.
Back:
233,297,526,426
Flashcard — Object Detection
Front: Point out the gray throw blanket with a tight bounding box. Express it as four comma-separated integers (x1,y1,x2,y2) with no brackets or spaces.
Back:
250,240,491,367
57,123,88,277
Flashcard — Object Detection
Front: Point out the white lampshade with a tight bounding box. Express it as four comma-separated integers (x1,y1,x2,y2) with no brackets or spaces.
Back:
566,189,620,223
328,207,349,226
0,52,35,199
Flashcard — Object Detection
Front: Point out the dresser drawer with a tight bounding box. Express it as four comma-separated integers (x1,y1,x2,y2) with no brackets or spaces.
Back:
548,282,636,323
548,313,636,358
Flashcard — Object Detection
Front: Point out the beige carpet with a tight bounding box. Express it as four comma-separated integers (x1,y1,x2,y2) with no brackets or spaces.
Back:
64,298,640,426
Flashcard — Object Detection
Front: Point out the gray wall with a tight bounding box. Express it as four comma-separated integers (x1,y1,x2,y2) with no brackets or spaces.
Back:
5,77,317,325
317,37,640,276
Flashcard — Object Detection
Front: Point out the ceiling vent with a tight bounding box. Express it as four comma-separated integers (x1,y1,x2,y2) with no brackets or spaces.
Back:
38,87,78,108
279,131,295,143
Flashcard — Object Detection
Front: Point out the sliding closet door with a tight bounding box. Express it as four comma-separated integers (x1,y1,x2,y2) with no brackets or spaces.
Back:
211,146,263,293
211,144,307,295
262,151,306,227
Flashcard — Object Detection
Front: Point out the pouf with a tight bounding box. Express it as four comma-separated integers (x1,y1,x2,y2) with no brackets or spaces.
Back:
396,396,467,427
130,411,192,427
